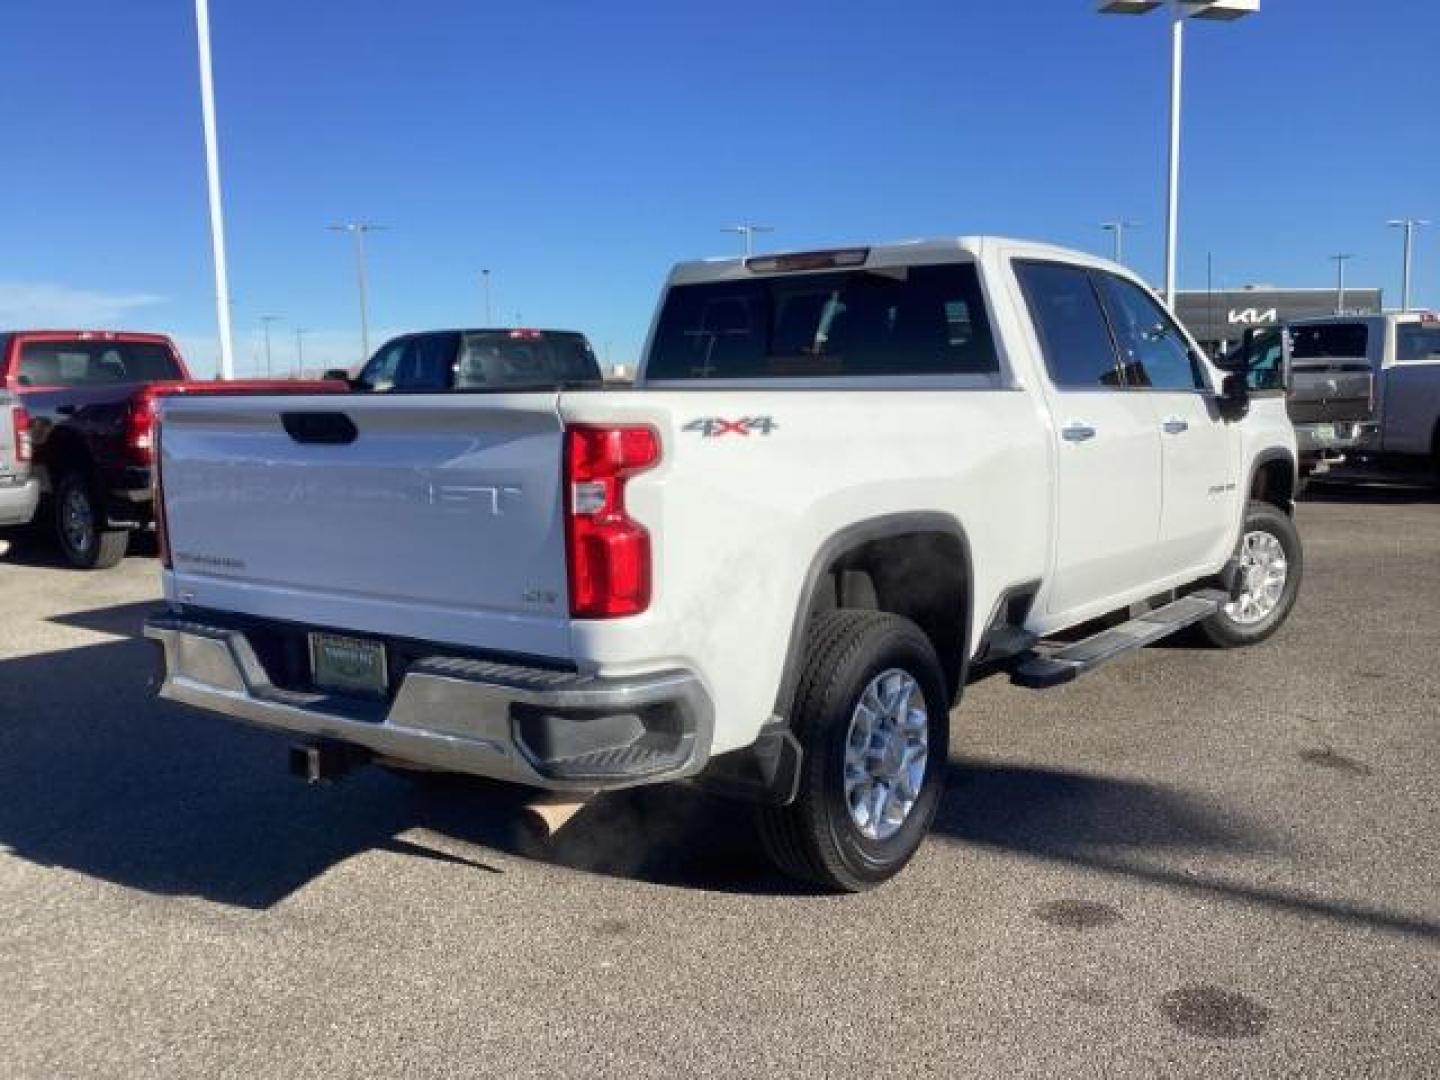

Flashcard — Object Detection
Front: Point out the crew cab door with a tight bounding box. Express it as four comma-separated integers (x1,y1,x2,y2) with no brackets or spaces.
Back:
1013,260,1163,617
1382,321,1440,455
1093,271,1239,576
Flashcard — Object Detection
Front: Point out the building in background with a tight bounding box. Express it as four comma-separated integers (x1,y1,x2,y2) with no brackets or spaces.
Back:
1176,286,1384,357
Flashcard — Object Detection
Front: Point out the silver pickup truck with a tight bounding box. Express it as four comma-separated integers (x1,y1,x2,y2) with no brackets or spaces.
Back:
0,390,39,528
1231,313,1440,481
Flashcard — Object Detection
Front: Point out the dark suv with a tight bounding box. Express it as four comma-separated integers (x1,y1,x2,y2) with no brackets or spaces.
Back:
338,329,604,392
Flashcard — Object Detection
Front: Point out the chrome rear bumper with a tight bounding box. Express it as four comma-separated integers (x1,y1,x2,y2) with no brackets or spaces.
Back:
0,477,39,527
144,612,713,791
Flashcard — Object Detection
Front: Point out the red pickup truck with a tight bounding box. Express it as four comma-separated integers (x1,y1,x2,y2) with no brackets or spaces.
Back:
1,330,343,569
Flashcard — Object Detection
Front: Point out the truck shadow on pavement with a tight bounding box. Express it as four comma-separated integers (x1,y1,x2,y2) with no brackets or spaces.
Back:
2,601,1437,942
933,761,1440,942
0,604,780,904
0,523,160,569
1301,479,1440,505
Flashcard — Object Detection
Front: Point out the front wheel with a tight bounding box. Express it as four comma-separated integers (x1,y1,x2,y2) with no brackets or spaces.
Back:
1197,501,1303,648
54,471,129,570
756,610,949,892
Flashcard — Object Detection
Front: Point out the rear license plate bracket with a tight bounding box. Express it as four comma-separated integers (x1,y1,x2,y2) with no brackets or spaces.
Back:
309,632,388,698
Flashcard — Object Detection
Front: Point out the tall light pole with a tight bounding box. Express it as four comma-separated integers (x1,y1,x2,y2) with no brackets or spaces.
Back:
1100,220,1140,265
1330,254,1354,315
481,268,493,325
193,0,235,380
722,223,775,258
328,222,385,364
259,315,282,378
294,327,307,377
1387,218,1430,312
1098,2,1261,309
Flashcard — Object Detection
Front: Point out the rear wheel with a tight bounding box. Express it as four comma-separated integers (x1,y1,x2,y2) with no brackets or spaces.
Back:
54,471,129,570
757,610,949,892
1197,501,1302,648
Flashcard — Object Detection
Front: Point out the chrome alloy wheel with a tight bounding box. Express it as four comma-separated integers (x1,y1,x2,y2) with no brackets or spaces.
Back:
843,668,929,841
1225,529,1288,625
61,485,94,554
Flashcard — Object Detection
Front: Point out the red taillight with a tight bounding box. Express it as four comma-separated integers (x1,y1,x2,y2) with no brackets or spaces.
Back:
153,409,171,570
126,390,158,464
11,405,31,463
565,424,659,618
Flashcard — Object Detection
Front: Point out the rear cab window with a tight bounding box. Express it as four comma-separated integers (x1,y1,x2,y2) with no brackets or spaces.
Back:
457,332,601,389
16,339,183,387
1291,323,1370,364
1396,323,1440,365
645,262,1000,381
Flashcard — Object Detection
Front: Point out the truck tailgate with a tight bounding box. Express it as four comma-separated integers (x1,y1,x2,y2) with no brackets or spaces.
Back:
159,393,572,658
1288,362,1374,424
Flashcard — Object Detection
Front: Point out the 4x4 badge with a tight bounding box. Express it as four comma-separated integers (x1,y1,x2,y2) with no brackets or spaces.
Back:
683,417,777,438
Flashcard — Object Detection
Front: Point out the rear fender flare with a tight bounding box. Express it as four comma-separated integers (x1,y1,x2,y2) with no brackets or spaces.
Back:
769,512,974,722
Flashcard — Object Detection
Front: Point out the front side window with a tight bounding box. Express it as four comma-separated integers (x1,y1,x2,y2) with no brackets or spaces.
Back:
17,340,183,387
1227,328,1288,392
645,263,1000,381
1096,273,1207,391
1014,261,1121,390
359,339,407,391
358,333,457,391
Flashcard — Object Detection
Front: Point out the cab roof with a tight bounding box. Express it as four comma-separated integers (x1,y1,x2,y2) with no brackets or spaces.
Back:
666,236,1127,286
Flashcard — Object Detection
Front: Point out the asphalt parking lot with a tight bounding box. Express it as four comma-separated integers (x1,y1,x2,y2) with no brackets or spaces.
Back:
1,487,1437,1079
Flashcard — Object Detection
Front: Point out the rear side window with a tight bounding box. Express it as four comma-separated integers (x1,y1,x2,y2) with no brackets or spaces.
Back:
645,263,999,380
1095,272,1206,391
1396,324,1440,364
1291,323,1369,361
1014,262,1121,390
17,340,183,387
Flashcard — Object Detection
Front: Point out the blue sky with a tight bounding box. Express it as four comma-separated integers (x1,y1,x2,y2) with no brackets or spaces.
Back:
0,0,1435,376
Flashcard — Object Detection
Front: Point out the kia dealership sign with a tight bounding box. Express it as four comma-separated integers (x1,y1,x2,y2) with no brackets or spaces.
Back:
1175,287,1383,352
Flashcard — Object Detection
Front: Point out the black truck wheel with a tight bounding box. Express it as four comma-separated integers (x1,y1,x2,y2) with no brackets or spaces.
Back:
757,610,949,892
54,471,129,570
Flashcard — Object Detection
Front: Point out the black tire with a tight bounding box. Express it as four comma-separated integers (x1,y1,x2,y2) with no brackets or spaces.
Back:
757,610,949,892
1196,500,1302,648
54,471,129,570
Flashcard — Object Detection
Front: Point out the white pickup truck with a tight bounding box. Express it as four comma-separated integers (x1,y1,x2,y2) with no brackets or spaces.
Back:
0,390,38,528
146,238,1302,891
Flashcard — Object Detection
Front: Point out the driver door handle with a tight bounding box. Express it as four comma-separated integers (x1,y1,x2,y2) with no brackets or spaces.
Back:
1161,417,1189,435
1061,422,1097,443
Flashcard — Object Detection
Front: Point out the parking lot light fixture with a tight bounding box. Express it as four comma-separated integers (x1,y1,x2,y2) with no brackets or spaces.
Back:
259,315,282,378
1100,220,1140,265
328,222,385,365
193,0,235,380
1330,254,1355,315
1388,219,1430,312
1097,1,1261,309
722,224,775,258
